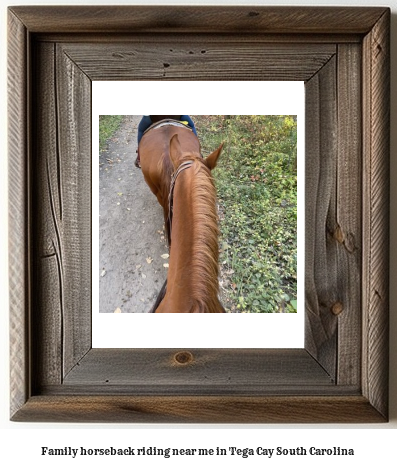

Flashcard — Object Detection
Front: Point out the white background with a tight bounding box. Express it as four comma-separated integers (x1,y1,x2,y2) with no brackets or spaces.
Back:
1,1,396,470
92,81,305,348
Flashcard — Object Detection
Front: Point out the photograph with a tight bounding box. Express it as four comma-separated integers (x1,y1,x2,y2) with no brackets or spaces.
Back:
98,114,298,315
92,82,304,349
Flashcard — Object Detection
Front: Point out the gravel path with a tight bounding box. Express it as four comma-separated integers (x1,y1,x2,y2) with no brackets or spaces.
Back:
99,115,169,313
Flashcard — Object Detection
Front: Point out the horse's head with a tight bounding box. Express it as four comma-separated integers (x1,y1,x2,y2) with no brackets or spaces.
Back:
169,134,224,171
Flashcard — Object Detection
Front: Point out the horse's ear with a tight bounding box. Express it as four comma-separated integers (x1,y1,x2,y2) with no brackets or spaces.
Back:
205,142,224,170
169,134,182,168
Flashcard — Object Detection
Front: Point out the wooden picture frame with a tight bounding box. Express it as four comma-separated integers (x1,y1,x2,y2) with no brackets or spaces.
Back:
8,6,390,423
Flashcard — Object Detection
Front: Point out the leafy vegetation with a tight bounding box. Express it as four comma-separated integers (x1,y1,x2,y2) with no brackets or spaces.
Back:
192,115,298,313
99,115,124,152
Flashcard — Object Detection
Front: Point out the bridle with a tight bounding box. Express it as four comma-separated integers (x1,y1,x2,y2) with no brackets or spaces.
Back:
167,160,194,242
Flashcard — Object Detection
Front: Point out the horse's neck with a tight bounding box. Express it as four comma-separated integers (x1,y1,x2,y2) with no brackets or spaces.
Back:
158,163,222,313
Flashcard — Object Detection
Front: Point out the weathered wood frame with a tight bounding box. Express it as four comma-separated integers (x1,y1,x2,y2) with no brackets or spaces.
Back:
8,6,390,423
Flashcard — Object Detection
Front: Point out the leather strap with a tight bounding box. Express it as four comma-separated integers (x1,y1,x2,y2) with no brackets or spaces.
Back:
168,160,194,242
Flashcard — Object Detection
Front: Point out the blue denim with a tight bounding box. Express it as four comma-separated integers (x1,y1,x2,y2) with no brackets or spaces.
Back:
137,115,197,144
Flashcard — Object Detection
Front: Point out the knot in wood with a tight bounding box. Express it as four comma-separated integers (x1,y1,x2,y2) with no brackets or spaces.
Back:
333,225,344,244
331,302,344,316
174,351,194,365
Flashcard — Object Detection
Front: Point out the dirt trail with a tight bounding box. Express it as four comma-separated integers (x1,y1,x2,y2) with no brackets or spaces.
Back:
99,115,168,313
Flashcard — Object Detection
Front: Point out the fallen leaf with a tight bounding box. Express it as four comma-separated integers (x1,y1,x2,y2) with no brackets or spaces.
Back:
117,192,123,196
100,269,106,277
161,253,169,259
142,273,147,279
163,263,169,268
146,257,153,264
136,264,142,269
114,307,121,313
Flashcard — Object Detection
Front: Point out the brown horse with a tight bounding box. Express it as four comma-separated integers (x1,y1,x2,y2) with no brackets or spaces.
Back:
139,120,224,313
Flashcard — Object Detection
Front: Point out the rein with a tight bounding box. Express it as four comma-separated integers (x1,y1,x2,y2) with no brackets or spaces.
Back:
168,160,194,242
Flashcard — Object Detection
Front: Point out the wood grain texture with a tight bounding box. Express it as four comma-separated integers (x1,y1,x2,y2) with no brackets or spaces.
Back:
60,42,335,81
32,42,63,387
62,349,333,391
8,6,390,423
335,44,362,386
32,41,92,387
55,44,92,376
11,395,385,424
35,33,363,45
8,10,30,419
362,9,390,419
304,56,338,377
9,6,387,34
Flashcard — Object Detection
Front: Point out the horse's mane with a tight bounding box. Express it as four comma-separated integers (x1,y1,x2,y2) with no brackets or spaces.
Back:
150,129,223,313
188,159,221,312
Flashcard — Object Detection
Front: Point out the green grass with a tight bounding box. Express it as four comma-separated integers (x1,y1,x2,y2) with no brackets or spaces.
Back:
99,115,124,152
193,115,297,313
